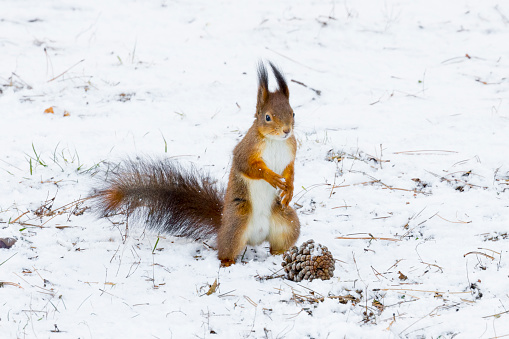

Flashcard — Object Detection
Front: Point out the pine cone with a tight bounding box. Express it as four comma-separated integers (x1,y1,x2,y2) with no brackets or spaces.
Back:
281,239,335,282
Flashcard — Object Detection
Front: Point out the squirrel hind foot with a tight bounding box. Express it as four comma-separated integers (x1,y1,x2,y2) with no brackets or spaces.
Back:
220,259,236,267
270,248,286,255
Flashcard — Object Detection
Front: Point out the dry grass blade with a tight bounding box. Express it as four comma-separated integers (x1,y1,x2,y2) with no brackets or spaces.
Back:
290,79,321,96
330,180,378,190
265,47,326,72
255,271,285,281
487,335,509,339
47,59,85,82
11,211,29,223
381,186,427,194
218,289,236,298
393,150,458,155
244,295,258,307
437,214,472,224
375,288,470,294
15,222,43,228
55,225,76,229
463,251,495,260
49,196,92,215
38,197,92,226
0,253,18,267
292,292,324,304
331,205,352,209
482,310,509,319
336,236,401,242
420,261,444,273
477,247,501,255
0,281,23,288
329,178,427,195
5,196,93,229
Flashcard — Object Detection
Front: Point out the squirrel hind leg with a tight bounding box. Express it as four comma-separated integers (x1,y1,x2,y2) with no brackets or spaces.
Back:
217,205,250,265
268,204,300,255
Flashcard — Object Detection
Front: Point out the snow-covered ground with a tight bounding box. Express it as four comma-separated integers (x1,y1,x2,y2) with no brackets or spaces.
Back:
1,0,508,337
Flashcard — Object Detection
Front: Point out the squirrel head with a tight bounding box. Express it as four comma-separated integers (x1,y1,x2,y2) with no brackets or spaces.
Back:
255,61,294,141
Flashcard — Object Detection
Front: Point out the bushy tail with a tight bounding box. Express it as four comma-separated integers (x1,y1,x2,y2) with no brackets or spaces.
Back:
94,159,224,239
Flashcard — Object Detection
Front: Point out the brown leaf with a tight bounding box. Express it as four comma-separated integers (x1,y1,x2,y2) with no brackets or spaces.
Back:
206,279,218,295
44,107,54,114
398,271,408,281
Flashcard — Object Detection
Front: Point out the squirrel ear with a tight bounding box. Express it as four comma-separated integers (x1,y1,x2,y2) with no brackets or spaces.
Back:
269,61,289,99
257,61,269,111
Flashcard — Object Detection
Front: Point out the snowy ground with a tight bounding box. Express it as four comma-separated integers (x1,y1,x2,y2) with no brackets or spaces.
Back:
1,0,509,338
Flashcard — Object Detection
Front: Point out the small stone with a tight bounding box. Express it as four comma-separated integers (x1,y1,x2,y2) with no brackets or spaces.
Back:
0,238,16,249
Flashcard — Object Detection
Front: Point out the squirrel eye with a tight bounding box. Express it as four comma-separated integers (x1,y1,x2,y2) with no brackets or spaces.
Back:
293,113,295,117
265,114,271,122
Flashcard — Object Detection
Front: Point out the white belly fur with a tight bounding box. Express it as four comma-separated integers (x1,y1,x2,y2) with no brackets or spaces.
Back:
244,139,293,245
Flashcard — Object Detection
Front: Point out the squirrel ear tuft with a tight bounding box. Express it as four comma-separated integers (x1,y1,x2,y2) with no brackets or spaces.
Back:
268,61,289,98
257,61,269,110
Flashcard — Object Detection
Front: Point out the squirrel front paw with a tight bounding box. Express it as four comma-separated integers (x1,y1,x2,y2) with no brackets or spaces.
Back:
280,185,294,206
267,174,287,191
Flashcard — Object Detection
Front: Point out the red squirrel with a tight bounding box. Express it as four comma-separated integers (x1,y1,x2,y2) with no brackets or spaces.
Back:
95,61,300,267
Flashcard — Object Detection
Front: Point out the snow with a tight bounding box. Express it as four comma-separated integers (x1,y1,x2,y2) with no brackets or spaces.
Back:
1,0,508,338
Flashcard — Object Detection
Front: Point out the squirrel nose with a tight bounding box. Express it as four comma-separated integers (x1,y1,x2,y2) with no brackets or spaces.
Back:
283,128,291,135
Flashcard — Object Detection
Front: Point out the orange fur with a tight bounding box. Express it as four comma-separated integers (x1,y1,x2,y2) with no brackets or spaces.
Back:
101,187,125,212
281,161,295,206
